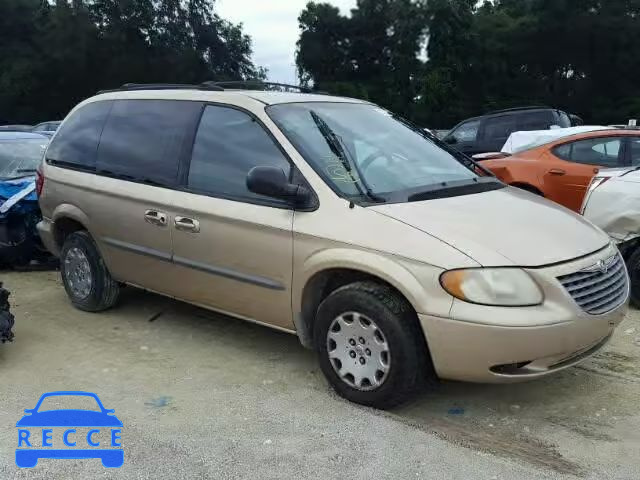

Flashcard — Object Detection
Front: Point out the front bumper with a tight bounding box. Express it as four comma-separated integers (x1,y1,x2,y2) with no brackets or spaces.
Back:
420,244,629,383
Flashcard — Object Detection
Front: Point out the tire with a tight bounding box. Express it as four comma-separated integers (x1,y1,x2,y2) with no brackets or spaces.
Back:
60,231,120,312
314,281,436,409
625,247,640,308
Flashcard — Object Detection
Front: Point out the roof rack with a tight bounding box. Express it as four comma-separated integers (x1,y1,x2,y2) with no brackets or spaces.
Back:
486,106,552,115
98,81,319,95
98,83,224,94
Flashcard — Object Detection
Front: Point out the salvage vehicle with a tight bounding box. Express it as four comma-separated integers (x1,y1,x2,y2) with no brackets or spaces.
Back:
37,82,629,408
477,127,640,212
442,106,575,156
581,164,640,306
0,132,50,267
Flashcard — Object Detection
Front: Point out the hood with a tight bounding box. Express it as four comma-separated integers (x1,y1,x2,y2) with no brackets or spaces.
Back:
371,187,609,267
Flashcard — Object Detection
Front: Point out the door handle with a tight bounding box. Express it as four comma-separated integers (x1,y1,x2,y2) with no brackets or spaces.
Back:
174,216,200,233
549,168,566,176
144,210,167,227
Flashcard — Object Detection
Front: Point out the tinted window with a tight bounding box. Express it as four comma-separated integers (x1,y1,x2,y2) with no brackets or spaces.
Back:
518,111,553,130
188,106,291,202
629,138,640,166
97,100,200,186
449,119,480,143
483,116,516,140
554,137,622,167
46,101,111,169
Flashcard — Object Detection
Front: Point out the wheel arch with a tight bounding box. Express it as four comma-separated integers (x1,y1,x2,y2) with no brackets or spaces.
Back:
294,249,428,349
51,204,92,251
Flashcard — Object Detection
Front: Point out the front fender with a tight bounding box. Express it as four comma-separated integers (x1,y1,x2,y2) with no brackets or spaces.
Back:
295,248,453,318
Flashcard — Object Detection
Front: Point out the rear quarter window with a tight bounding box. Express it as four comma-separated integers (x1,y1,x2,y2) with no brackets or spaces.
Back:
46,101,112,170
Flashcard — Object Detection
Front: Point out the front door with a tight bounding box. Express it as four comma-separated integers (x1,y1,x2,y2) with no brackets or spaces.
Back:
170,105,295,330
541,136,626,212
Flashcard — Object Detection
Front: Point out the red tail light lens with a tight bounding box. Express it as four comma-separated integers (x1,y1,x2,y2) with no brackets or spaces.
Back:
35,169,45,197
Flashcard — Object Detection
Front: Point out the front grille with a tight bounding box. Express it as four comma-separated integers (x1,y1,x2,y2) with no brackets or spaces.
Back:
557,253,628,315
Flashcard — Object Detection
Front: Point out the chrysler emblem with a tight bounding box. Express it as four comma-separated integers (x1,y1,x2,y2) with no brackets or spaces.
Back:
582,255,616,274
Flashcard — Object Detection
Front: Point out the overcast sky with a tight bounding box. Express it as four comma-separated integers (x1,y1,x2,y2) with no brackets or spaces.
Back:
217,0,357,84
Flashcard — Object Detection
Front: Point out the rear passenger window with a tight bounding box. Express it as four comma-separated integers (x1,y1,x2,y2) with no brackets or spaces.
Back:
187,105,291,203
483,116,516,140
518,111,553,130
46,101,111,170
97,100,200,186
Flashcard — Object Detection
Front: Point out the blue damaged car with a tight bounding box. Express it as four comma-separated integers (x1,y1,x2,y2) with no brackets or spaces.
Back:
16,391,123,468
0,131,50,266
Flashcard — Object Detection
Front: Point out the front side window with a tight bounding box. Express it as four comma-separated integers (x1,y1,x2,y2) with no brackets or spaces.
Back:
46,101,111,170
0,139,49,179
97,100,200,186
554,137,622,167
449,119,480,143
187,105,291,203
267,102,494,203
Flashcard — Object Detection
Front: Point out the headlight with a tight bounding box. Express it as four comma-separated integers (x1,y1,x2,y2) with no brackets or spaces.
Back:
440,268,543,306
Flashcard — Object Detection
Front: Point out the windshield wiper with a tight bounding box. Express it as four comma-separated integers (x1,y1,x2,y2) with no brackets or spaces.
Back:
309,111,386,203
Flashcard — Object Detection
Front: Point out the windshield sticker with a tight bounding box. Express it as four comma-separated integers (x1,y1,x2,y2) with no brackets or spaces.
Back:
325,160,360,184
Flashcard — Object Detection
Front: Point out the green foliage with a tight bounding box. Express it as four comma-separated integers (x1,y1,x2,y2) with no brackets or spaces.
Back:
0,0,265,123
297,0,640,127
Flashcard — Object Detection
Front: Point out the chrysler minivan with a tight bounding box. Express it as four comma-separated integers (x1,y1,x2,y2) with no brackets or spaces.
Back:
37,83,629,409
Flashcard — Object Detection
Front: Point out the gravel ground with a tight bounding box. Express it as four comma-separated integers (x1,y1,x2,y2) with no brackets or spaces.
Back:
0,271,638,479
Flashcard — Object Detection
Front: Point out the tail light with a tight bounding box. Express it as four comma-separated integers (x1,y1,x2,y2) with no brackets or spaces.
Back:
35,169,45,197
580,176,610,215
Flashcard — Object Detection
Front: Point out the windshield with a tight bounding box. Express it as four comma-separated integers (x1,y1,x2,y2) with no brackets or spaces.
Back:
0,139,48,180
267,102,498,203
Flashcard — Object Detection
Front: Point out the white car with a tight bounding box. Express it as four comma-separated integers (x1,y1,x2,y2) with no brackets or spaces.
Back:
582,167,640,305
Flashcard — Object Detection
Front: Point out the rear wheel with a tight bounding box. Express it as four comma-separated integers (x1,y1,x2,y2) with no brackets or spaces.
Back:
314,281,436,409
60,231,119,312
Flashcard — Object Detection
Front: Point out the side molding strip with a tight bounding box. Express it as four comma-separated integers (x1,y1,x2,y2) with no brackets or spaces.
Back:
173,255,285,291
102,238,172,262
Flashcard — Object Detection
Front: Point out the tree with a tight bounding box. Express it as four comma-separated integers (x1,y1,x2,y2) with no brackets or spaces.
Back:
296,0,428,118
0,0,265,123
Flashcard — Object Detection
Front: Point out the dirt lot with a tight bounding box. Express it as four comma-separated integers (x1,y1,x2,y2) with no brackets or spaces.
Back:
0,270,639,479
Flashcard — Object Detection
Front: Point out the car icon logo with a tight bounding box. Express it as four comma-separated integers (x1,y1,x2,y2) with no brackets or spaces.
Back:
16,391,123,468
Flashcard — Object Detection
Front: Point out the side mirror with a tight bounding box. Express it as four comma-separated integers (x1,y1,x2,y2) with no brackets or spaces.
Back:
247,166,313,208
444,136,457,145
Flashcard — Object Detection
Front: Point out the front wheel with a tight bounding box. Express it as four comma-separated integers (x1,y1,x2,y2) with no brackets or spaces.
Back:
60,231,120,312
314,281,436,409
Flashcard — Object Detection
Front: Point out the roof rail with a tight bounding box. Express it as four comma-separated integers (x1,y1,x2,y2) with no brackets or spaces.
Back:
202,81,316,93
98,81,320,95
97,83,224,94
486,105,552,115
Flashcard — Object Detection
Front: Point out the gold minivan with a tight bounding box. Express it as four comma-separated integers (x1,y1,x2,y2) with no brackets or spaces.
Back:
37,83,629,409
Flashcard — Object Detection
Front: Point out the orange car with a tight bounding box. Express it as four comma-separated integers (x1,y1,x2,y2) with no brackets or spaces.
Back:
477,128,640,212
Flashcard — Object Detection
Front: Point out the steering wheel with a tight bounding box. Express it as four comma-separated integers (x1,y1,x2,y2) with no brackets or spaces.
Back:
359,147,395,172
